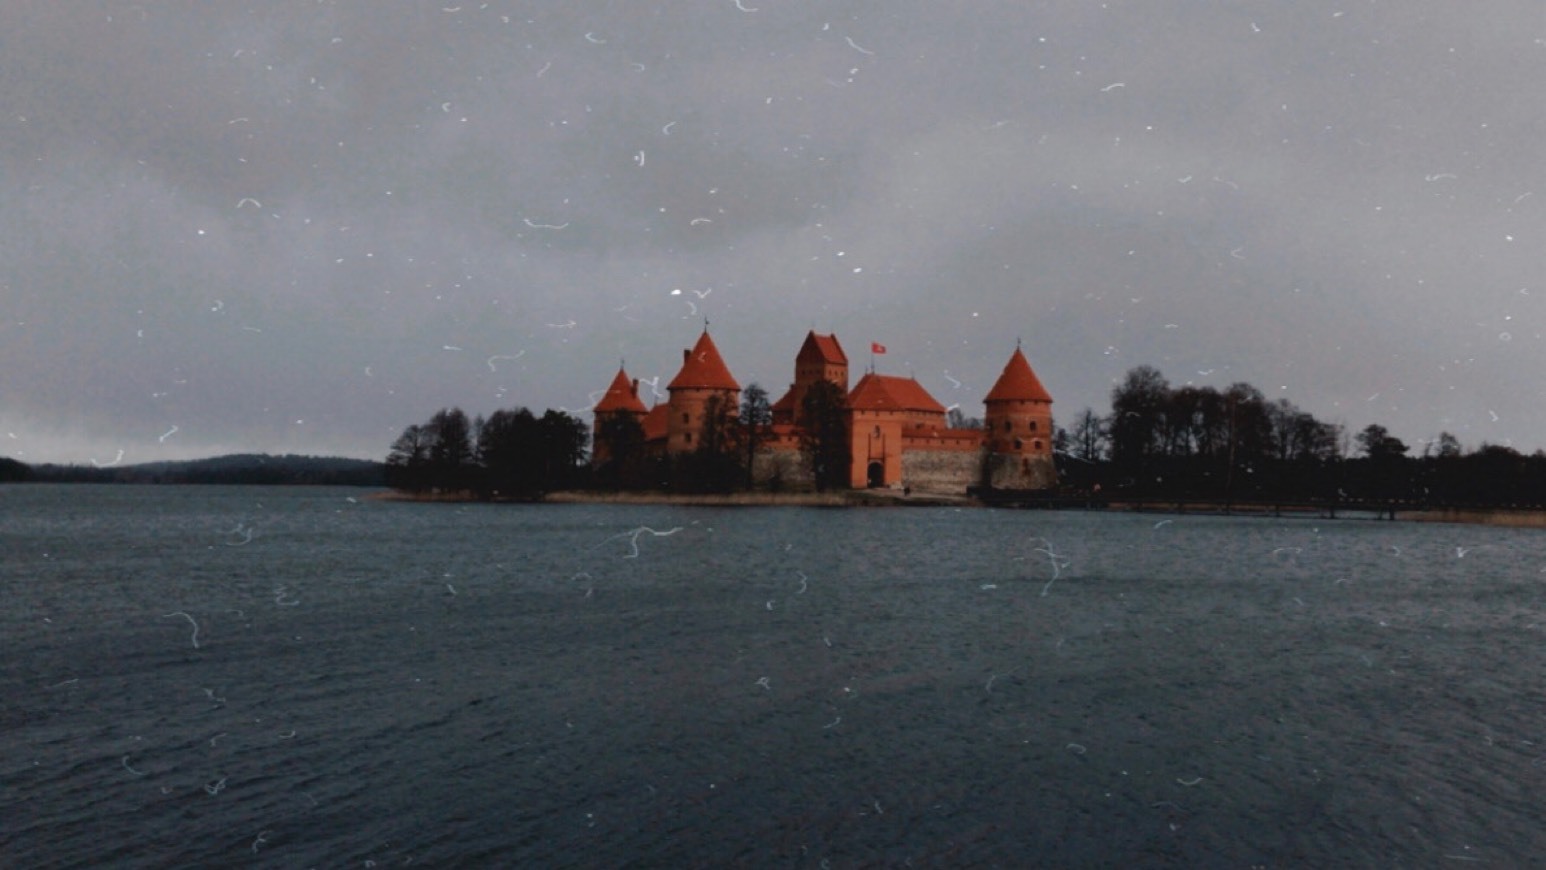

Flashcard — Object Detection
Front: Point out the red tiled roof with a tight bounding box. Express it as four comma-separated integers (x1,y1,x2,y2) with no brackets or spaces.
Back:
593,368,648,414
641,404,670,442
984,347,1052,403
848,373,947,414
667,331,740,391
796,331,848,365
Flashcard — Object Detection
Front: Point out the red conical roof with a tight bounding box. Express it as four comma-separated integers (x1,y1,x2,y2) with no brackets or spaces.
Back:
594,367,648,414
984,347,1052,403
667,330,740,391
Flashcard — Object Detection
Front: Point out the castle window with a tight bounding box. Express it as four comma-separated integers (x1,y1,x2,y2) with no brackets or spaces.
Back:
1014,438,1023,450
684,432,692,444
682,412,689,423
1033,439,1043,451
1029,421,1038,432
1004,420,1012,432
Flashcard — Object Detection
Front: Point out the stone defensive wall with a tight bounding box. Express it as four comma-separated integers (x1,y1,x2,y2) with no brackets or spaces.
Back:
901,447,984,493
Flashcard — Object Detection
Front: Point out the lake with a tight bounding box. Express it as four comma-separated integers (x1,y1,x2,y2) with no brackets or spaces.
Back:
3,485,1544,866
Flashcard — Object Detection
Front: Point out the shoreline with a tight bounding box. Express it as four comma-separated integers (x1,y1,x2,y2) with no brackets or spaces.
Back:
1396,507,1546,529
373,489,974,508
371,489,1546,527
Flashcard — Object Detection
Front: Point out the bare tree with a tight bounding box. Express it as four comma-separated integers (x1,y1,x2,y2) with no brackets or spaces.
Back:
947,407,983,430
1067,407,1106,463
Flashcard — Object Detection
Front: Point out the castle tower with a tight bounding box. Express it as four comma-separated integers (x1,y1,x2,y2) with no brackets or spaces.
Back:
665,329,740,453
591,366,649,466
982,345,1057,490
771,331,848,425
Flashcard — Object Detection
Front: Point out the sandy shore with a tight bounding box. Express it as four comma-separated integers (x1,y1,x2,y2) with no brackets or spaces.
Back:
544,490,851,506
1397,507,1546,528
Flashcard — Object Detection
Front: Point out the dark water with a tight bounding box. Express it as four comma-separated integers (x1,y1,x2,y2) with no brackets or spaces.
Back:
4,485,1545,867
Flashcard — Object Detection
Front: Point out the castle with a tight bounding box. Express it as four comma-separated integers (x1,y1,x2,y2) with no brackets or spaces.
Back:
592,329,1057,494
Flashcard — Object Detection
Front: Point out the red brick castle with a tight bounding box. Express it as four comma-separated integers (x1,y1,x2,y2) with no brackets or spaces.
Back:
592,329,1056,493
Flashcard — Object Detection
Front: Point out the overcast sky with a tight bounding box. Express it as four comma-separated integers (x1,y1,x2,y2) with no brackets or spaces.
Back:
5,2,1545,465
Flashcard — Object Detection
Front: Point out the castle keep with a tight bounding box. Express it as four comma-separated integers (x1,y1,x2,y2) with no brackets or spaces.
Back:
592,329,1057,494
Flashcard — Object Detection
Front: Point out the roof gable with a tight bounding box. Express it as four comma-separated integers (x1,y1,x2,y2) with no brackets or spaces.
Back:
848,373,947,414
667,331,740,391
984,347,1052,403
796,331,848,366
641,404,670,441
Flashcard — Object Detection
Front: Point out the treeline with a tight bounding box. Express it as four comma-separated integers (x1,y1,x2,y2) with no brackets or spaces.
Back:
386,365,1546,508
386,407,590,497
6,454,385,486
1055,364,1546,508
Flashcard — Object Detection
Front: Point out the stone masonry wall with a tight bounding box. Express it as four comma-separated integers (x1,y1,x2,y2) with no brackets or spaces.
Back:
984,452,1058,491
752,446,813,489
752,444,1052,494
901,449,983,494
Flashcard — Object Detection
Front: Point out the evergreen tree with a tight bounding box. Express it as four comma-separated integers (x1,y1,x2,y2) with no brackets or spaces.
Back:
475,407,589,497
676,393,741,492
594,413,647,490
740,383,773,488
538,409,590,490
1357,424,1408,462
800,379,850,491
478,407,540,496
1108,365,1169,478
425,407,474,492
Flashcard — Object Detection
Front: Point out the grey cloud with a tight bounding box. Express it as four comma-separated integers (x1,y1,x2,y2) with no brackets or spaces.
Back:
3,2,1545,463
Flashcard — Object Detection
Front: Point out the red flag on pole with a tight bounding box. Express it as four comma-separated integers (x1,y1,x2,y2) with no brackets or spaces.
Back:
871,342,887,354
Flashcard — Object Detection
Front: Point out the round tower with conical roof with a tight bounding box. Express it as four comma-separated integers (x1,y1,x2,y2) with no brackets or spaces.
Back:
982,345,1057,490
591,365,649,466
666,329,740,453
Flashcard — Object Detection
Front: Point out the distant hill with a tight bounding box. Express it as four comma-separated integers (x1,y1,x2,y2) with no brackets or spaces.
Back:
0,457,32,482
25,453,386,486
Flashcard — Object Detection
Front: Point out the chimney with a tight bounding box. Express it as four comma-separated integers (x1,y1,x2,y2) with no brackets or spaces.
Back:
683,348,691,363
631,378,639,398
